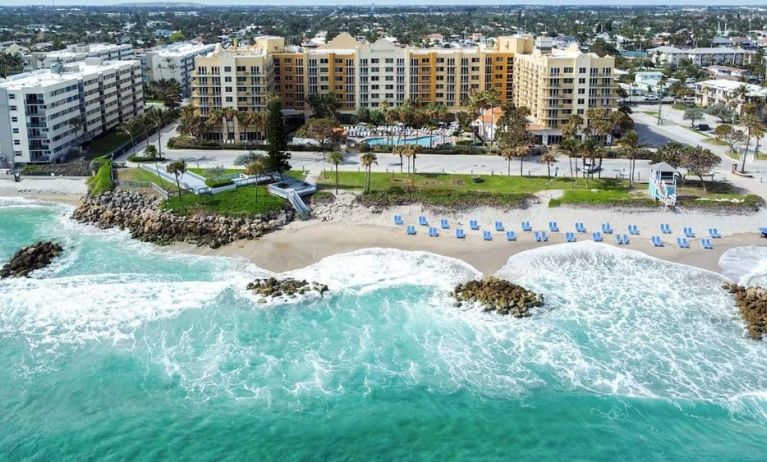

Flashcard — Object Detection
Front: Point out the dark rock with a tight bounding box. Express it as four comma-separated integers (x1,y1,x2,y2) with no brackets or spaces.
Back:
452,276,544,317
247,277,329,299
722,282,767,340
1,241,64,278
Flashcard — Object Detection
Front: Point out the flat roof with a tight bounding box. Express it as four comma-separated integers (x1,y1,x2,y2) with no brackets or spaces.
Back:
0,59,138,90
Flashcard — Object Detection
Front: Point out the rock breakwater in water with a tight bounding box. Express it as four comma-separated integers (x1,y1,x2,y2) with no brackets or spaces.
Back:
1,241,63,278
452,276,544,317
722,282,767,340
71,191,293,247
247,277,329,302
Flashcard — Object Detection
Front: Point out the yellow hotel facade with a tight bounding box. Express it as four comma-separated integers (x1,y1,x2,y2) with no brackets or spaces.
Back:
191,33,615,144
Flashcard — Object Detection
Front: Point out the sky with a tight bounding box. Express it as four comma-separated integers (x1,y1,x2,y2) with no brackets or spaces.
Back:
0,0,762,6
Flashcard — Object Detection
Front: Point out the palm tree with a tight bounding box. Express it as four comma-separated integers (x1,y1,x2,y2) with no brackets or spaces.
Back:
557,138,581,182
146,107,166,159
118,119,137,154
392,144,405,173
220,107,238,143
741,113,766,173
484,89,500,145
733,84,750,116
499,148,515,176
468,89,488,145
540,149,557,178
562,114,583,140
166,159,187,196
327,151,344,194
360,152,378,194
207,109,224,143
245,158,266,204
617,131,641,186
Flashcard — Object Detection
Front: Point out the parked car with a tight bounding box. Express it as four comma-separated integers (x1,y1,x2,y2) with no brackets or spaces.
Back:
696,124,711,131
584,164,602,174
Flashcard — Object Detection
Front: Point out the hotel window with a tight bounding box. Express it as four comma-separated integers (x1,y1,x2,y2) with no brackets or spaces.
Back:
224,66,231,72
579,67,586,74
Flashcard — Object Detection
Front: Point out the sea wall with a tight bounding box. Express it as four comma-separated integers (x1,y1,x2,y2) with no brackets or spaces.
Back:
71,191,293,248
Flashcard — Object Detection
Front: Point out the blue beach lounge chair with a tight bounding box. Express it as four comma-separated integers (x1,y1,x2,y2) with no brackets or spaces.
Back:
623,234,630,244
701,238,714,250
709,228,721,239
406,225,417,235
495,221,504,232
549,221,559,232
661,224,672,234
394,215,403,225
565,232,576,243
440,218,449,229
601,223,613,234
521,221,532,232
429,227,439,238
470,219,480,231
592,232,603,242
455,228,466,239
628,224,639,235
575,222,586,233
483,230,492,241
760,227,767,238
540,231,549,242
651,236,663,247
418,215,428,226
676,237,690,249
506,231,517,241
684,227,695,238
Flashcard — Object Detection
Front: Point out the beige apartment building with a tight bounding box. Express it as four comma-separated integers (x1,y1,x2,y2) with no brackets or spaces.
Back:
190,34,615,144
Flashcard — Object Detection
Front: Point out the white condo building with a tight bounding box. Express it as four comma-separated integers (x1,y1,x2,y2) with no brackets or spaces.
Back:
142,42,216,97
647,46,757,67
0,58,144,167
23,43,134,71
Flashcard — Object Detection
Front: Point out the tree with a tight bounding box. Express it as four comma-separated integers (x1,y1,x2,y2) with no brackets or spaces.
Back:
145,107,166,159
235,151,261,166
308,93,339,119
586,107,612,176
143,145,158,160
118,119,137,153
299,117,342,156
169,31,185,42
557,138,581,181
617,131,641,186
245,158,266,204
495,104,533,176
327,151,344,194
713,124,746,153
682,146,720,192
355,107,371,124
652,142,686,168
166,159,187,196
265,97,291,176
540,149,557,178
682,107,704,127
741,112,766,174
706,103,736,123
562,114,583,140
360,152,377,194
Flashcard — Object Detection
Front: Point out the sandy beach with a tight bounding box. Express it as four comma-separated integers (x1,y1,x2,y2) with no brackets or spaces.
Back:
0,176,86,206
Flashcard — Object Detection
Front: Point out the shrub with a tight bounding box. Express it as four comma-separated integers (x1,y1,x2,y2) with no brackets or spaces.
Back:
128,154,163,162
86,158,114,196
204,178,235,188
167,137,176,148
21,164,42,175
359,142,371,153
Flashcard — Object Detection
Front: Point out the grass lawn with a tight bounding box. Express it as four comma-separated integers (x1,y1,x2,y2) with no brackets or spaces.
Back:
189,167,307,179
161,185,285,216
117,167,174,190
87,130,131,158
316,171,623,194
702,138,728,146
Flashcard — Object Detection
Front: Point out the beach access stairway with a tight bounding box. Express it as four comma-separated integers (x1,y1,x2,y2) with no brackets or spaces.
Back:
267,178,317,220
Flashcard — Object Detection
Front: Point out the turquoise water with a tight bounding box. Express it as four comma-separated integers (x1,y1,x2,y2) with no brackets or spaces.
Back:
364,135,445,147
1,197,767,461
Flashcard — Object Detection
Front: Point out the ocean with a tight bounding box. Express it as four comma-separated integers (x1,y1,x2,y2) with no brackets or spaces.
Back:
1,197,766,461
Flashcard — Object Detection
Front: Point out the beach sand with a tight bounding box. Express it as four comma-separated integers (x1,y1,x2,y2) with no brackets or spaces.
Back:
173,221,767,276
0,176,86,206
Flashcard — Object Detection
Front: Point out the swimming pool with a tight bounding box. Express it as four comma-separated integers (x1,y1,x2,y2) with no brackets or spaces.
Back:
363,135,447,147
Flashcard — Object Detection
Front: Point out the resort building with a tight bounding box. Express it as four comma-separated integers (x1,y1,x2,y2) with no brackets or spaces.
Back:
0,58,144,167
694,80,767,113
190,34,615,144
23,43,135,71
141,42,216,97
706,65,753,82
647,46,757,67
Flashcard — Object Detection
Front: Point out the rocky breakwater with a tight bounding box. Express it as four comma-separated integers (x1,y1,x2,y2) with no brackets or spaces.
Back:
452,276,544,317
247,277,329,303
1,241,64,278
71,191,294,248
723,282,767,340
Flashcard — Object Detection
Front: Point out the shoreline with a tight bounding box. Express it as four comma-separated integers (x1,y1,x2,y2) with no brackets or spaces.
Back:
171,221,766,276
0,190,82,206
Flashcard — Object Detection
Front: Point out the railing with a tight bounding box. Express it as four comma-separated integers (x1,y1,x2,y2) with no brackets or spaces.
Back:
287,190,311,220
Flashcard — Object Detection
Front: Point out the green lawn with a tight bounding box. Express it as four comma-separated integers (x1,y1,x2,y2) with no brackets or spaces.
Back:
161,185,285,216
117,167,174,190
87,130,131,158
189,167,307,179
316,171,623,194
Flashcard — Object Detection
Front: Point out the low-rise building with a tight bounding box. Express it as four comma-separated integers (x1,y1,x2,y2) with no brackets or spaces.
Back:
142,42,216,96
706,65,753,82
647,46,757,67
0,58,144,167
23,43,134,71
694,79,767,113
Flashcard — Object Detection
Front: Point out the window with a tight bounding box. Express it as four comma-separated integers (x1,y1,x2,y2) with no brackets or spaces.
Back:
8,94,15,99
224,66,231,72
9,105,16,111
12,128,19,134
226,96,233,103
10,117,17,122
13,140,20,145
579,67,586,74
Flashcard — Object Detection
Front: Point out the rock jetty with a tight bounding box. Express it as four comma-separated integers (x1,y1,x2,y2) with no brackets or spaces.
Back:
71,191,294,248
722,282,767,340
452,276,544,317
247,277,329,301
1,241,64,278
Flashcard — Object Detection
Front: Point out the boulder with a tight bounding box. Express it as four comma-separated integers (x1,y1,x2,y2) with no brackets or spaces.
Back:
722,282,767,340
246,277,329,302
452,276,544,317
1,241,64,278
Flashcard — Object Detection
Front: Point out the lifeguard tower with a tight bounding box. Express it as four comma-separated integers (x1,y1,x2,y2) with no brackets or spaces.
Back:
649,162,678,207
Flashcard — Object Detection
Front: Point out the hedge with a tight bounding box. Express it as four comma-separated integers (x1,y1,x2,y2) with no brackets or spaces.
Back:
204,178,235,188
86,158,115,196
127,154,164,163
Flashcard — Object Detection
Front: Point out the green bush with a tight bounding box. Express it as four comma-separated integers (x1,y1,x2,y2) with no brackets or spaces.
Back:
456,139,474,146
21,165,42,175
86,158,114,196
127,154,163,162
204,178,235,188
359,142,371,153
166,137,176,148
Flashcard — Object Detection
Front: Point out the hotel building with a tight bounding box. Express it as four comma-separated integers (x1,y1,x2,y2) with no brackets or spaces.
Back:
190,34,615,144
0,58,144,167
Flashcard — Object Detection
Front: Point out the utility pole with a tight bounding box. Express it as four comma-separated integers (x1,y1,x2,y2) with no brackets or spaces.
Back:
656,81,663,126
